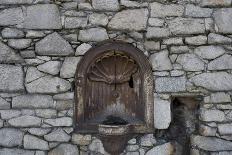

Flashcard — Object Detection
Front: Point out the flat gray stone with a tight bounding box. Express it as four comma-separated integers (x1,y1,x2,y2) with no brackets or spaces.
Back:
48,144,79,155
44,117,72,127
155,76,186,93
200,109,225,122
0,148,34,155
28,128,51,136
20,50,35,58
78,28,108,42
146,27,170,39
0,65,24,93
0,97,11,109
1,28,24,38
176,54,205,71
185,35,207,45
64,17,87,29
0,110,21,119
218,124,232,135
150,50,172,71
194,46,225,60
148,18,164,27
44,128,71,142
214,9,232,34
89,13,108,26
208,33,232,44
0,128,24,147
53,92,74,100
108,9,148,31
200,0,231,7
12,94,54,109
26,30,46,38
92,0,119,11
55,100,73,110
208,54,232,70
24,4,62,29
24,134,49,150
140,134,156,147
37,61,62,75
144,41,160,51
154,98,171,129
60,57,81,78
191,135,232,151
0,41,24,63
168,18,205,35
35,109,57,118
26,67,46,83
205,92,231,103
35,32,74,56
8,115,41,127
8,39,32,50
0,0,33,4
89,139,105,154
26,75,71,94
75,43,92,56
72,134,92,145
199,125,217,136
170,46,189,54
190,72,232,91
163,38,183,45
150,2,184,17
185,4,212,17
0,8,23,26
146,142,174,155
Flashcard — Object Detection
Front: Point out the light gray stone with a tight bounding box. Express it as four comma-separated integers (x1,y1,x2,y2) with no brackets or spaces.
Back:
176,54,204,71
154,98,171,129
126,145,139,151
92,0,119,11
55,100,73,110
89,139,105,154
25,58,45,66
200,0,231,7
60,57,81,78
0,97,10,109
194,46,225,60
155,76,186,93
208,54,232,70
0,8,23,26
168,18,205,35
26,76,71,94
148,18,164,27
44,128,71,142
36,151,46,155
146,27,170,39
12,94,54,109
28,128,51,136
144,41,160,51
185,4,212,17
214,9,232,34
150,2,184,17
185,35,207,45
9,115,41,127
26,30,46,38
0,110,21,119
24,4,62,29
205,92,231,103
44,117,72,126
35,109,57,118
163,38,183,45
191,135,232,151
140,134,156,147
75,43,92,56
218,124,232,135
0,128,24,147
0,0,33,4
170,46,189,53
1,28,24,38
208,33,232,44
48,144,79,155
78,3,93,10
53,92,74,100
200,109,225,122
190,72,232,91
89,13,108,26
20,50,36,58
0,41,23,63
64,17,87,29
108,9,148,31
120,0,141,8
150,50,172,71
0,148,34,155
146,142,174,155
0,65,24,93
8,39,32,50
199,125,217,136
72,134,92,145
35,32,74,56
26,67,46,83
37,61,62,75
24,134,49,150
78,28,108,42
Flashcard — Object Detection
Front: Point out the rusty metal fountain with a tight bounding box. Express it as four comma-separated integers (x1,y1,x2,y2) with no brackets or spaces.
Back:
74,40,154,154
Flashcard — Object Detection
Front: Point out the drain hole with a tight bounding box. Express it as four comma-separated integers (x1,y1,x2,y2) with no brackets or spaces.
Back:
102,115,128,125
128,76,134,88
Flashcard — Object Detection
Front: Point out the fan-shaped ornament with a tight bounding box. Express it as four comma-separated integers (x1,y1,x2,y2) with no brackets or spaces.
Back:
88,53,138,84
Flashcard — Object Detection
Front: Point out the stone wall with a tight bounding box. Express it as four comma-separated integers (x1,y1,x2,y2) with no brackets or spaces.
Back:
0,0,232,154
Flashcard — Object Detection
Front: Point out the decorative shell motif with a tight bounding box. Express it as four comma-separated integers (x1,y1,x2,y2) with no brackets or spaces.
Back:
88,53,138,84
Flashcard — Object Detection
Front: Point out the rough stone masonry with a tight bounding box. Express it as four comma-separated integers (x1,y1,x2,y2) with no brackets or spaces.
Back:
0,0,232,155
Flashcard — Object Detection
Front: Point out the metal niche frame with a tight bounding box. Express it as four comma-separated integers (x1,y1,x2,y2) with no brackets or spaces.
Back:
74,40,154,133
